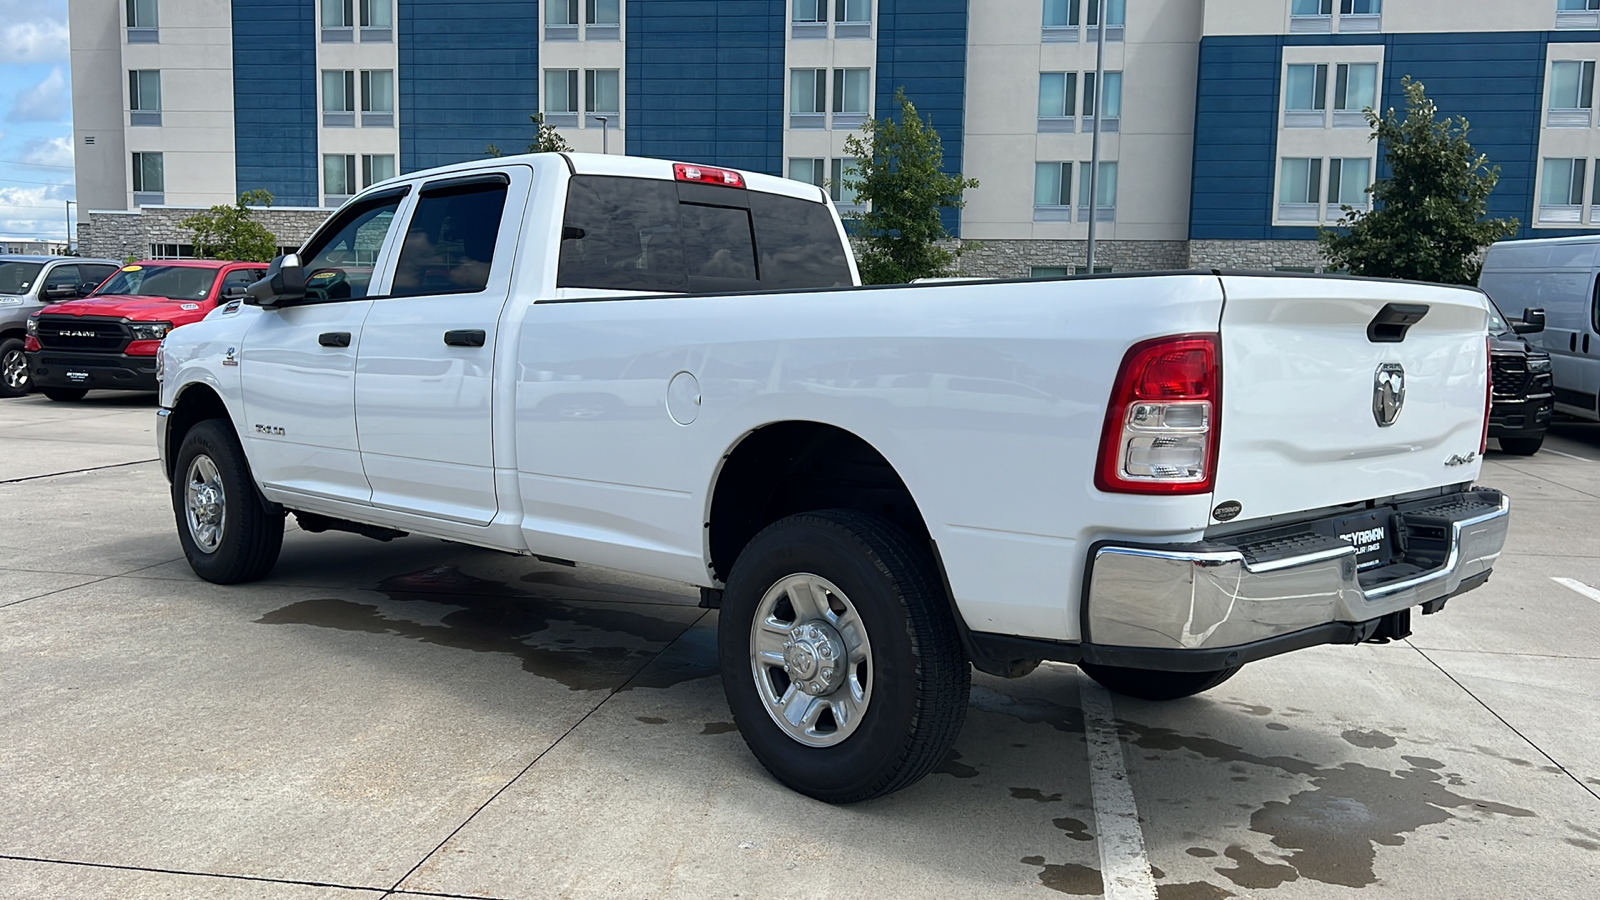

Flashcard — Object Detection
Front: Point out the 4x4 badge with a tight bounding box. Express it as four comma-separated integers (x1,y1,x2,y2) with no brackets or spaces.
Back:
1373,362,1405,427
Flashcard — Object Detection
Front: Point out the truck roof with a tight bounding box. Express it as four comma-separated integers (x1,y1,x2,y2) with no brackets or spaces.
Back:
0,255,120,264
124,259,267,269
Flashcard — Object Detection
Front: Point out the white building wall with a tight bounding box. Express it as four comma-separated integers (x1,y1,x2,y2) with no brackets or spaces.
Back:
1202,0,1558,36
315,5,401,205
70,0,130,212
538,8,628,154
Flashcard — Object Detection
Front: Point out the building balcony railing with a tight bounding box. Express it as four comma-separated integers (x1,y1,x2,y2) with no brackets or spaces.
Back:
1557,9,1600,29
1340,13,1381,32
1539,204,1584,224
1548,107,1594,128
1289,14,1331,33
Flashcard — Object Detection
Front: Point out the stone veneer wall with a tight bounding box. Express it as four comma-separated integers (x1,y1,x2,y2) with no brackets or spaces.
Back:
1186,239,1326,271
79,208,333,262
953,240,1192,278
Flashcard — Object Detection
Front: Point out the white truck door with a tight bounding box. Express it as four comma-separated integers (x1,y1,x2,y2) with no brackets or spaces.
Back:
239,189,408,503
354,169,529,526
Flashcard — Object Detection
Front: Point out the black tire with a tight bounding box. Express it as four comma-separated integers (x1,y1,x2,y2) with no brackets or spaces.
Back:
1497,435,1543,456
1080,662,1240,702
171,419,284,584
0,337,29,398
42,387,87,402
719,510,970,803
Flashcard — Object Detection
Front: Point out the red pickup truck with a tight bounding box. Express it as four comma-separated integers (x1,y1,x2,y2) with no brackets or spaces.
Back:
25,259,267,401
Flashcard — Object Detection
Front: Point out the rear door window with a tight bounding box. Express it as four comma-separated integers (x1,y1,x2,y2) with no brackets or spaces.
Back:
390,176,510,298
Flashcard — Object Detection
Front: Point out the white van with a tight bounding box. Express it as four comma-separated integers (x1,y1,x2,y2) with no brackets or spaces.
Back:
1479,235,1599,419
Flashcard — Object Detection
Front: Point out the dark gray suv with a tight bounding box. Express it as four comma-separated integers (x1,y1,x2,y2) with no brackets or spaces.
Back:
0,256,121,397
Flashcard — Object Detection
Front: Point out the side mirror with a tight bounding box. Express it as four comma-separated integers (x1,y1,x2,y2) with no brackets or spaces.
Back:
1514,307,1546,335
42,285,77,301
221,285,250,301
77,282,101,298
245,253,307,308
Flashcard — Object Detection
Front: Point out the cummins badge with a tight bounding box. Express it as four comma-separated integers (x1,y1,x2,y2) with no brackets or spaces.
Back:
1373,363,1405,427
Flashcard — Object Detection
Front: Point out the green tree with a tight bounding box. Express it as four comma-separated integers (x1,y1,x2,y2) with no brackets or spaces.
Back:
841,88,979,284
1319,76,1518,285
487,113,573,158
180,190,279,262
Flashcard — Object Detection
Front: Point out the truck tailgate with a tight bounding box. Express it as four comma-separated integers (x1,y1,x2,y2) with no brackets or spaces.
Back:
1212,275,1489,525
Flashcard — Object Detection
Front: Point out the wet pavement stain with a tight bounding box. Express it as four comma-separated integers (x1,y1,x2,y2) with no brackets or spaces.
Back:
1340,729,1397,749
1403,756,1445,770
699,721,738,735
1009,787,1063,803
1568,838,1600,851
1226,703,1273,717
1052,816,1094,842
254,566,702,692
1265,723,1290,732
636,716,668,725
935,749,979,779
1156,882,1235,900
1185,847,1219,858
1212,845,1298,889
1019,856,1102,895
968,685,1086,734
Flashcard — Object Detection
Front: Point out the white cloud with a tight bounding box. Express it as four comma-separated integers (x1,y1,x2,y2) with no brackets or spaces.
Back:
20,135,72,168
9,67,68,123
3,18,69,64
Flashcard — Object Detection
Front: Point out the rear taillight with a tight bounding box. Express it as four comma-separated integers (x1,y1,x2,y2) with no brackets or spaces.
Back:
1481,336,1492,455
673,163,745,188
1095,334,1221,495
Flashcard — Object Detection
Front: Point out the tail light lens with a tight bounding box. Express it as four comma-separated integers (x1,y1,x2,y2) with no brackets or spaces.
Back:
1095,334,1221,495
1481,336,1492,455
673,163,745,188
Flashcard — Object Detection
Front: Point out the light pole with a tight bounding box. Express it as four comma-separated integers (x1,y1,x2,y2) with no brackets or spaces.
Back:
592,116,610,154
1085,0,1108,274
65,200,76,255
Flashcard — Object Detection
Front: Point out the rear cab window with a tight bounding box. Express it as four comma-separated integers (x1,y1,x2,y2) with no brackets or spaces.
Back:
556,174,852,295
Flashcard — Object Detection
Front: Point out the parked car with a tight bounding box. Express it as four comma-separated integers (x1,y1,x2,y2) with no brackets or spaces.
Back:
0,255,121,397
25,259,267,401
1479,235,1600,420
1485,297,1554,455
156,153,1508,803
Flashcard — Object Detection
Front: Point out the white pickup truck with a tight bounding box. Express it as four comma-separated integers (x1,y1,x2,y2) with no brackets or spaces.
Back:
156,152,1509,802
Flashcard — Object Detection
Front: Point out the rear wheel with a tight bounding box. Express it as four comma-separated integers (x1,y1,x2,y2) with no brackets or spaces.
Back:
0,338,29,398
1080,662,1240,702
42,387,86,402
172,419,284,584
1497,435,1543,456
719,510,970,803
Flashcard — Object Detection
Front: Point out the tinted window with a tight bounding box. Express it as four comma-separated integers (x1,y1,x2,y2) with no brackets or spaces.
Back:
558,177,687,293
680,204,757,283
748,191,852,290
300,192,404,302
80,265,118,289
390,181,509,298
43,266,79,290
93,265,214,299
221,269,266,293
0,262,43,294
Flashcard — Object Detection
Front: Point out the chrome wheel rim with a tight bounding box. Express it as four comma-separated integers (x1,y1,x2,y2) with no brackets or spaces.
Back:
1,348,27,392
749,573,874,747
184,454,226,554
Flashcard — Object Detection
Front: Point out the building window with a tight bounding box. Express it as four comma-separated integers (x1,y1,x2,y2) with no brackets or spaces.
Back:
127,0,159,41
1078,161,1118,221
1034,161,1072,221
1328,157,1372,211
359,0,392,41
586,0,620,39
1333,63,1378,127
129,70,161,126
545,69,580,126
1284,63,1328,127
131,151,164,205
586,69,620,120
836,0,871,38
361,69,394,126
547,0,579,39
1339,0,1381,31
830,158,863,208
1278,157,1323,221
791,68,827,128
832,68,871,128
1291,0,1333,32
1075,265,1113,274
1541,158,1588,223
1038,72,1078,132
321,0,353,41
1083,0,1125,39
793,0,828,37
322,70,356,126
362,154,395,188
150,243,196,259
1084,71,1122,131
790,157,825,189
1032,266,1069,278
1558,0,1600,30
1550,60,1597,127
325,154,357,206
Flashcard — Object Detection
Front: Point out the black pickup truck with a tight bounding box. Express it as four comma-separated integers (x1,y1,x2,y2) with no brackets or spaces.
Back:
1487,298,1553,456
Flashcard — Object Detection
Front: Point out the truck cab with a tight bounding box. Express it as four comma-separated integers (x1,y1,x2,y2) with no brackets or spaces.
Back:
26,259,267,401
0,255,121,397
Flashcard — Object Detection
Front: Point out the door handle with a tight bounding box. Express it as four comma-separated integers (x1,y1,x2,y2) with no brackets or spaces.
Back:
318,332,351,348
444,329,487,347
1587,334,1593,354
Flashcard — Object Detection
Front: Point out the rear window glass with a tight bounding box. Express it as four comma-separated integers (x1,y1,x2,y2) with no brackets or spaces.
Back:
556,175,851,294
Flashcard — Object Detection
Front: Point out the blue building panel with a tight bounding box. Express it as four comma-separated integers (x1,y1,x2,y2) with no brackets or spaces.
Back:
398,0,540,173
625,0,785,176
876,0,970,237
1192,30,1600,242
232,0,317,207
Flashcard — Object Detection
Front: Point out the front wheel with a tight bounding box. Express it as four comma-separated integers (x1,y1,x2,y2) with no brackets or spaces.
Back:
42,387,86,402
1080,662,1240,701
0,338,29,398
1497,435,1543,456
719,510,970,803
172,419,284,584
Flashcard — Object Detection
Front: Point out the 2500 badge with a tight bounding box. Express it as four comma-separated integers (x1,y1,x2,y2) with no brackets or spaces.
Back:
254,424,286,437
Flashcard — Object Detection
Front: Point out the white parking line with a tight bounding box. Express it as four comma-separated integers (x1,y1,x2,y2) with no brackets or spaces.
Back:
1541,448,1593,462
1552,577,1600,604
1078,680,1159,900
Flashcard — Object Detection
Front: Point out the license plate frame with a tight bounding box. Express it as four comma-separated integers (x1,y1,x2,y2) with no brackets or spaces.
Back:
66,370,90,383
1332,509,1393,571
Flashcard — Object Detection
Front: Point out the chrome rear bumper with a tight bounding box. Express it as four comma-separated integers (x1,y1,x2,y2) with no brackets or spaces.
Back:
1083,489,1509,659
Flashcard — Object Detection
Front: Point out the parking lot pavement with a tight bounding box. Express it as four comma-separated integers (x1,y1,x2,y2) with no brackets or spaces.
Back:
1,392,1597,899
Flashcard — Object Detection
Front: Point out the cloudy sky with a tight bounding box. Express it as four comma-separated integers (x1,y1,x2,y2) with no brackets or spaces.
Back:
0,0,75,244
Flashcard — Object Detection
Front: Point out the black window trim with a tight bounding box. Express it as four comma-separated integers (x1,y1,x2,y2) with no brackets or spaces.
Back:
419,172,512,197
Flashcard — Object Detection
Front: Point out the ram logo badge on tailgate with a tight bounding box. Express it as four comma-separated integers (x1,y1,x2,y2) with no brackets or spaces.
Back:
1373,362,1405,427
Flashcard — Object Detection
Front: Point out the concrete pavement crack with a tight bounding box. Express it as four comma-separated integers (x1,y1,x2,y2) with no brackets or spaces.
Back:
0,558,185,610
1406,640,1600,803
383,609,712,896
0,458,159,484
0,853,383,894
